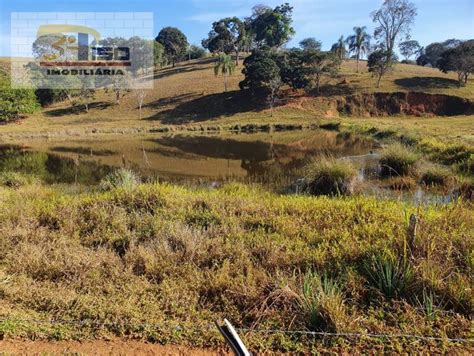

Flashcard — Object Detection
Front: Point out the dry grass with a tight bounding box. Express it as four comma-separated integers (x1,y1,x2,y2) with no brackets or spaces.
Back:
0,58,472,143
0,182,472,353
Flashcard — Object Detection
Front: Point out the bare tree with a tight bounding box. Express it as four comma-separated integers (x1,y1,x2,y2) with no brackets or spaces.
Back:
266,76,282,117
371,0,417,56
134,89,147,119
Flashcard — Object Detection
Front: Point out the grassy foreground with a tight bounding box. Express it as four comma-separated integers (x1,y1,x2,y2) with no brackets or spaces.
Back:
0,181,472,353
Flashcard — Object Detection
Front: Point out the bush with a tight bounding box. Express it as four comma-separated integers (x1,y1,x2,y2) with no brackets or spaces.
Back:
99,169,140,191
0,171,38,188
380,144,418,177
300,272,347,332
0,74,39,122
363,254,414,299
304,157,357,196
420,165,455,187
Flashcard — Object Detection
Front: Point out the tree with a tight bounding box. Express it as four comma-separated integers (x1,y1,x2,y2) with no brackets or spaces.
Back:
0,73,39,122
302,50,340,94
186,45,207,60
421,39,463,67
399,40,421,61
367,50,397,88
214,54,236,92
133,88,148,119
331,36,347,61
266,76,282,117
156,27,188,67
202,17,247,65
437,40,474,86
346,26,371,72
154,41,167,68
299,38,322,51
250,3,295,48
371,0,417,56
239,50,281,92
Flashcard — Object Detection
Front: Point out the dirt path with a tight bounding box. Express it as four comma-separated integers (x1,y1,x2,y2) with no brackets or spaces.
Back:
0,339,228,355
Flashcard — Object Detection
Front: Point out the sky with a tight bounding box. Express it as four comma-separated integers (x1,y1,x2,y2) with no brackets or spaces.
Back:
0,0,473,57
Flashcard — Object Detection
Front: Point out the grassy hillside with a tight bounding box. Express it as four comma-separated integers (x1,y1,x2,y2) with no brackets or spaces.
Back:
0,182,472,353
0,58,473,143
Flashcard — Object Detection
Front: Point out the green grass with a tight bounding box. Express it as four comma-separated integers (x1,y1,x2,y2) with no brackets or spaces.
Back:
304,156,358,196
380,143,419,177
0,181,472,352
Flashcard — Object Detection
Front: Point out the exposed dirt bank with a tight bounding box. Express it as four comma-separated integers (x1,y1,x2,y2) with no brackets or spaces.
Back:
336,92,474,116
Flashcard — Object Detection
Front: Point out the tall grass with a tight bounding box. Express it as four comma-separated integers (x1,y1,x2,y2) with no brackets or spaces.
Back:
304,157,358,196
363,254,414,299
380,143,419,178
99,168,140,191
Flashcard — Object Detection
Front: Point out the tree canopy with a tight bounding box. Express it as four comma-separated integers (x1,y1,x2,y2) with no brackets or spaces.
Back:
249,3,295,48
156,27,189,67
371,0,417,55
437,40,474,86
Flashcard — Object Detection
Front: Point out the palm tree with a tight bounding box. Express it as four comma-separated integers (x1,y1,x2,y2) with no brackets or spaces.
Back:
214,54,236,92
346,26,371,73
331,35,347,61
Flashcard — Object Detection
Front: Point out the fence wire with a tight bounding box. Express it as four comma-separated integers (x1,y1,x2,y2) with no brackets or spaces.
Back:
0,317,473,344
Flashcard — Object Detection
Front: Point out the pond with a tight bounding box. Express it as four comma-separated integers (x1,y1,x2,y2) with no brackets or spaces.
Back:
0,130,460,204
0,130,376,187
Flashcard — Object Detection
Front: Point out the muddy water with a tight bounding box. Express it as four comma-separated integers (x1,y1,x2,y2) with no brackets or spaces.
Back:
0,130,376,187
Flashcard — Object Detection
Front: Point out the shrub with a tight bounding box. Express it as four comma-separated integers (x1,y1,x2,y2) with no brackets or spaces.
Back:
380,144,418,177
420,165,454,187
300,272,347,332
0,171,38,188
0,73,39,122
363,254,414,299
99,168,140,191
304,157,357,196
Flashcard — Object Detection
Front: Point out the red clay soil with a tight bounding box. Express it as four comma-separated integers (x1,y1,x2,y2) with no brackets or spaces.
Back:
0,339,229,355
336,92,474,116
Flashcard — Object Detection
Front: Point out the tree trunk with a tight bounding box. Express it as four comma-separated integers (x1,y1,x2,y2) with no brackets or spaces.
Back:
316,75,321,94
84,103,89,113
235,50,239,66
377,74,382,88
356,49,360,73
115,90,120,105
139,103,142,119
224,73,228,92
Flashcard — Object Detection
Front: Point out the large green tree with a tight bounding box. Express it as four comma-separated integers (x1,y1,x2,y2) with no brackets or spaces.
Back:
367,50,397,88
437,40,474,86
239,49,281,92
399,40,421,61
302,50,340,94
346,26,371,72
202,17,247,65
371,0,417,56
250,3,295,48
156,27,189,67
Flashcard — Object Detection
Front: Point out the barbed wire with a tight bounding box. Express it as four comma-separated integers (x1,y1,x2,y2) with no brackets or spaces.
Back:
0,317,473,344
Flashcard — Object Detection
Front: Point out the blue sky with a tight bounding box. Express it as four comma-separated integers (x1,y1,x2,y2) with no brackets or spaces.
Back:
1,0,473,56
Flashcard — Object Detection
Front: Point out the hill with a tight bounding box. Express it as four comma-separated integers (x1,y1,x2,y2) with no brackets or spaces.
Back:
0,58,472,144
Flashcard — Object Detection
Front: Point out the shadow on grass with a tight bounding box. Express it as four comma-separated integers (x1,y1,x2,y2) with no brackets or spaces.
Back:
153,58,216,80
145,90,266,124
45,102,112,117
395,76,460,90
